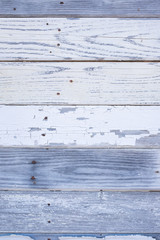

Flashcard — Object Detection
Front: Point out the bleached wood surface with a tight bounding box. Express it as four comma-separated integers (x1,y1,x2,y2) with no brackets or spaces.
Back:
0,0,159,17
0,235,158,240
0,191,160,233
1,62,160,105
0,148,160,190
0,106,160,147
0,18,160,60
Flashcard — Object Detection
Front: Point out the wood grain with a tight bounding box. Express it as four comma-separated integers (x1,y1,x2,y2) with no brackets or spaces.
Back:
0,234,159,240
0,0,159,17
0,191,160,233
1,62,160,105
0,18,160,60
0,106,160,147
0,148,160,190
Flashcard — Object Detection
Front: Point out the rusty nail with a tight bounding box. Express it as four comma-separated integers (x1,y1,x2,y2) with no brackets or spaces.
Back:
69,80,73,83
32,160,37,164
57,92,60,95
42,133,46,136
31,176,36,180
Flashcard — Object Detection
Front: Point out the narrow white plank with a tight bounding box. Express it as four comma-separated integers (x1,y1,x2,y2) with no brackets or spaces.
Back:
0,235,159,240
0,106,160,147
0,18,160,60
0,191,160,233
1,62,160,105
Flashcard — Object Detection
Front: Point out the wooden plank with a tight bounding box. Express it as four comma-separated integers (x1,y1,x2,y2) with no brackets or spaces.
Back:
0,18,160,60
0,106,160,147
0,0,159,17
0,148,160,190
1,62,160,105
0,191,160,233
0,234,160,240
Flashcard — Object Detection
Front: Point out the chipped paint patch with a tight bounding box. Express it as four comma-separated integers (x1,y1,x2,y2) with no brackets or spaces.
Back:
29,127,41,132
110,130,150,138
59,107,77,114
77,118,89,120
0,235,34,240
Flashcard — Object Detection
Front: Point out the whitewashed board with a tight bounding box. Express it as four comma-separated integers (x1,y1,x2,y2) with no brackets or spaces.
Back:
0,191,160,233
0,18,160,60
0,148,160,190
0,0,159,17
0,106,160,147
1,62,160,105
0,235,159,240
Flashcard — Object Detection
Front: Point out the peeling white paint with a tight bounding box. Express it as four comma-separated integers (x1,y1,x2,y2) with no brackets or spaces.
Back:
0,106,159,147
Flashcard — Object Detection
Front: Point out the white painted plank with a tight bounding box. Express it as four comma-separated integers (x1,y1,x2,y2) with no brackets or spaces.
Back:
0,106,160,147
0,235,156,240
0,191,160,233
0,0,159,17
1,62,160,105
0,235,159,240
0,148,160,190
0,18,160,60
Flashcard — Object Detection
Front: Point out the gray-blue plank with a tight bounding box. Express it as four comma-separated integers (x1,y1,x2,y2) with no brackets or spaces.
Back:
0,0,159,17
0,148,160,190
0,191,160,233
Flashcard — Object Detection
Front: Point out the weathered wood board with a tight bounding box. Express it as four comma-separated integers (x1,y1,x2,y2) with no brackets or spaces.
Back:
0,191,160,233
0,235,160,240
0,18,160,60
0,0,159,17
0,148,160,190
1,62,160,105
0,106,160,147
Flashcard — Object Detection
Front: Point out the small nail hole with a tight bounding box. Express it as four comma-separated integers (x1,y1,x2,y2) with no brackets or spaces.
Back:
43,116,48,121
50,51,52,53
42,133,46,137
48,220,51,223
69,80,73,83
31,176,36,180
48,203,50,206
32,160,37,164
60,2,64,4
46,23,49,25
155,171,159,173
13,8,16,10
57,43,60,47
57,92,60,95
58,28,61,32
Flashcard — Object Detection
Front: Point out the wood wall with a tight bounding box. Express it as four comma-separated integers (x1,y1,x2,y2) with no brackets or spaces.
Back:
0,1,160,240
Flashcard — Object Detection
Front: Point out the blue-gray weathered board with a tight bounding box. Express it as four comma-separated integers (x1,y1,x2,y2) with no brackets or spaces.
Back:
0,148,160,190
0,191,160,233
0,0,159,17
